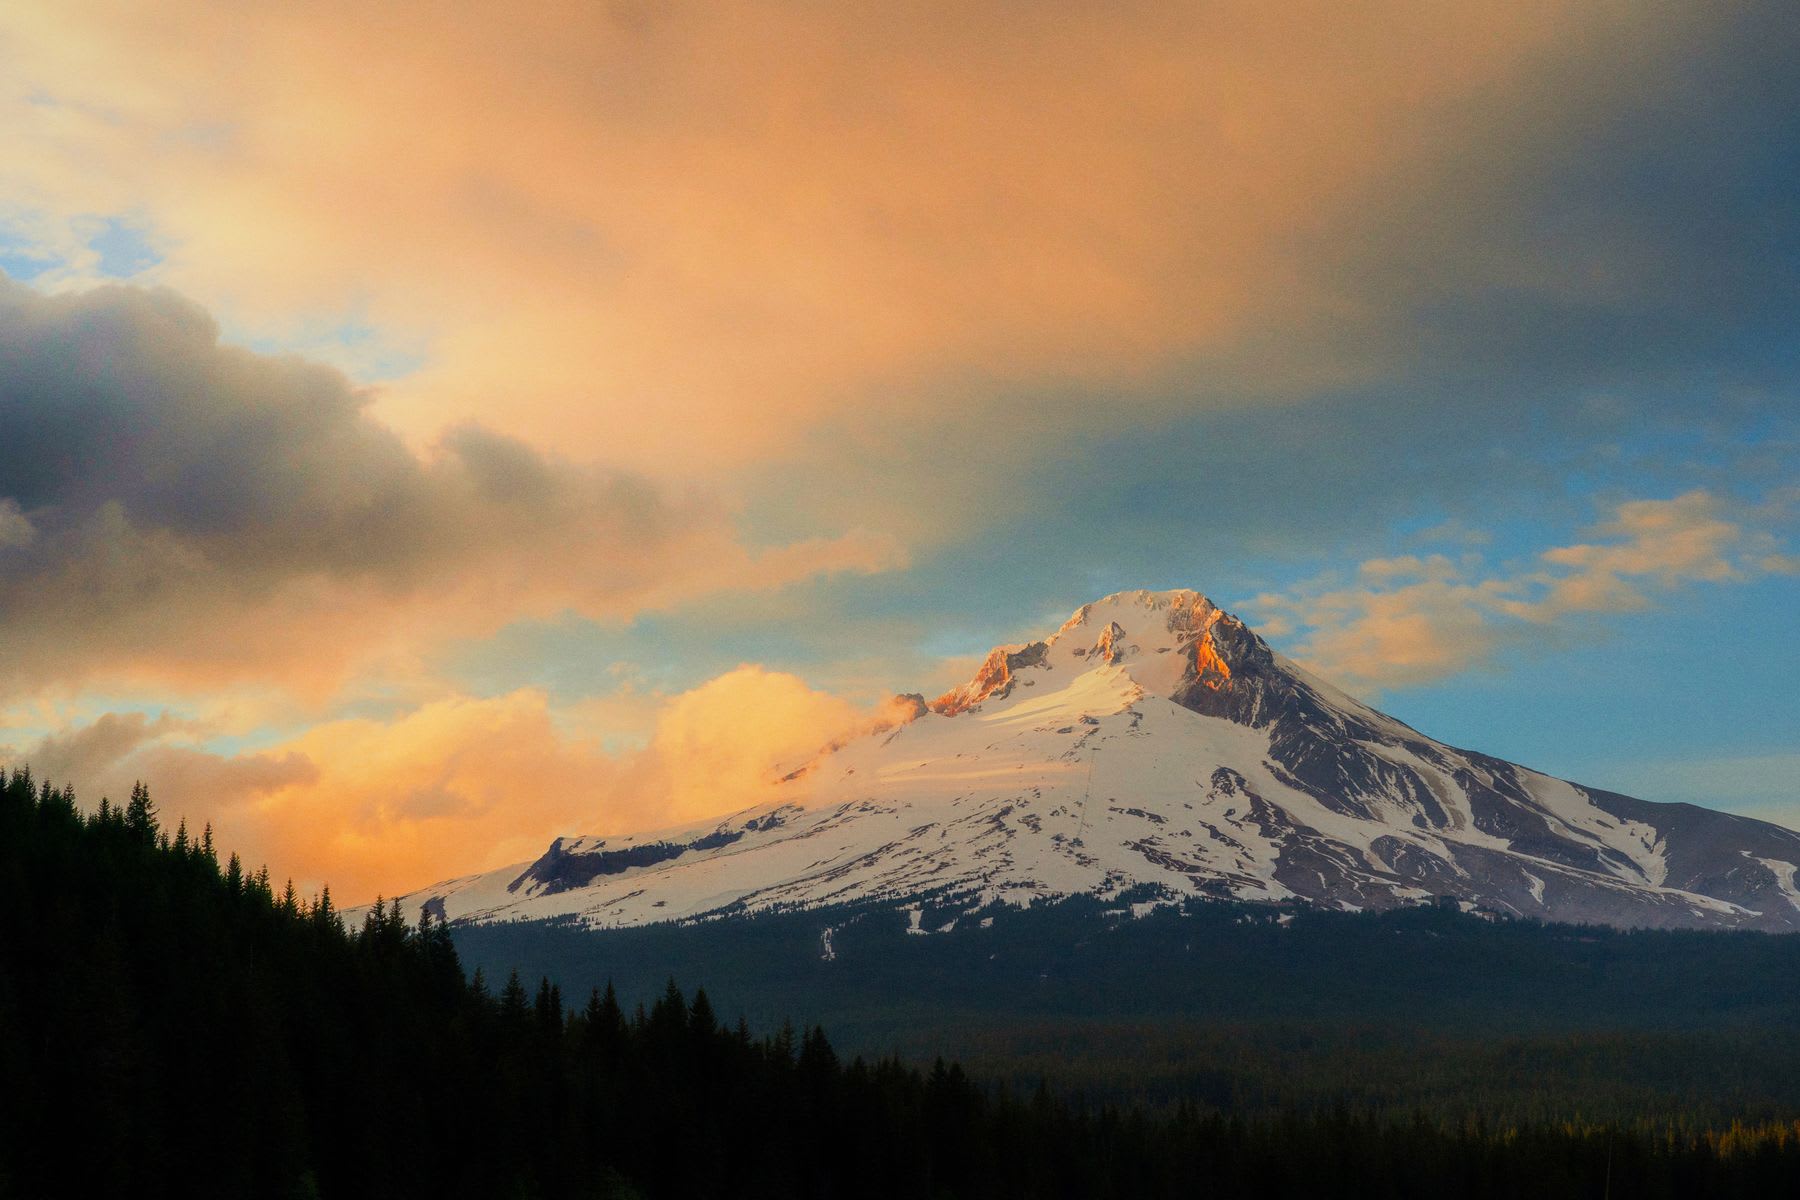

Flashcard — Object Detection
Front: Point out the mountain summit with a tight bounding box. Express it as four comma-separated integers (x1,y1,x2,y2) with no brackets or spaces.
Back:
395,589,1800,932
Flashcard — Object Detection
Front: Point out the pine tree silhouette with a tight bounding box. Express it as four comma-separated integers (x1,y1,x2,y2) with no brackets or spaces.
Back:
124,780,158,844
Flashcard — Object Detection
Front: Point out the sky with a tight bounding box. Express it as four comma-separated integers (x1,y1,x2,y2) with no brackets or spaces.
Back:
0,1,1796,903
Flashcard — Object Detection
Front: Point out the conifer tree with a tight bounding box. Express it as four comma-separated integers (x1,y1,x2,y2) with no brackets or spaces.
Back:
536,977,560,1031
501,970,530,1026
587,982,625,1061
651,978,687,1037
48,783,77,819
799,1025,837,1076
599,982,623,1032
124,780,158,843
689,988,717,1037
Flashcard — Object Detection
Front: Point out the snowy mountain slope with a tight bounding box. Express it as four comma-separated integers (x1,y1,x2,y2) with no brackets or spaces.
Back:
388,590,1800,933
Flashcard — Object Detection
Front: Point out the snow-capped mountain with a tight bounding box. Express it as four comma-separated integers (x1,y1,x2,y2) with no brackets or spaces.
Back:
392,589,1800,932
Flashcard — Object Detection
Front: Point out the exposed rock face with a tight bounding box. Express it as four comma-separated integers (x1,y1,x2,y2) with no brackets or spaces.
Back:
1093,621,1129,664
931,640,1050,715
386,589,1800,935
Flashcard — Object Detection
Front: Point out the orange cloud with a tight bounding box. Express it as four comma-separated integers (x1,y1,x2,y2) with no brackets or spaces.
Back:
7,666,900,902
1539,490,1747,598
1253,491,1796,691
0,1,1661,477
610,665,869,827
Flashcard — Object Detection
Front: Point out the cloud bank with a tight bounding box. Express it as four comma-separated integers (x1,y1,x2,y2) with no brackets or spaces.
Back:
0,278,901,699
5,666,896,903
0,1,1708,475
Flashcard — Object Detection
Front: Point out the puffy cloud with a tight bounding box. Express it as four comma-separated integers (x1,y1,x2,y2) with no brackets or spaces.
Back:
0,279,903,700
1252,491,1796,692
3,692,605,900
4,666,900,901
1261,565,1510,691
609,665,869,826
1538,491,1748,601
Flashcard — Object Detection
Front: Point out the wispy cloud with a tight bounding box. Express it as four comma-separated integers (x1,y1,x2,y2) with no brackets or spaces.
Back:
1251,490,1796,692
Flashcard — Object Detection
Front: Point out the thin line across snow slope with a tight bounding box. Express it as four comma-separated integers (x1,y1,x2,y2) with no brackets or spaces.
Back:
385,590,1800,933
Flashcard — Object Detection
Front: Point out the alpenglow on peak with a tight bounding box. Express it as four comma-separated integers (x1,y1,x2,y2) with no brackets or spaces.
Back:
382,587,1800,935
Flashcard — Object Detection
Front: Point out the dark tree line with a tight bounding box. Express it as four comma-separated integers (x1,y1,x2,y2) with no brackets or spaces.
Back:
6,764,1800,1198
452,883,1800,1130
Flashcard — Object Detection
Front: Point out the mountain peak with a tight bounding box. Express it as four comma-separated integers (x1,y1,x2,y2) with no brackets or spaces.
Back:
1059,587,1224,633
387,585,1800,937
932,587,1271,720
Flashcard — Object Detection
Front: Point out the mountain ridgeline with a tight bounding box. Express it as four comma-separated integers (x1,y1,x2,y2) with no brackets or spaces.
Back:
391,589,1800,934
9,765,1800,1199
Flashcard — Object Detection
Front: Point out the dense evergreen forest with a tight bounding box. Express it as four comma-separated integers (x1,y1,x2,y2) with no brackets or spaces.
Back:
455,890,1800,1126
8,765,1800,1198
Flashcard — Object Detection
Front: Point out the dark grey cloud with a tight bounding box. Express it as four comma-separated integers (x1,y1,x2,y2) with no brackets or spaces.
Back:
0,281,673,580
0,278,828,695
